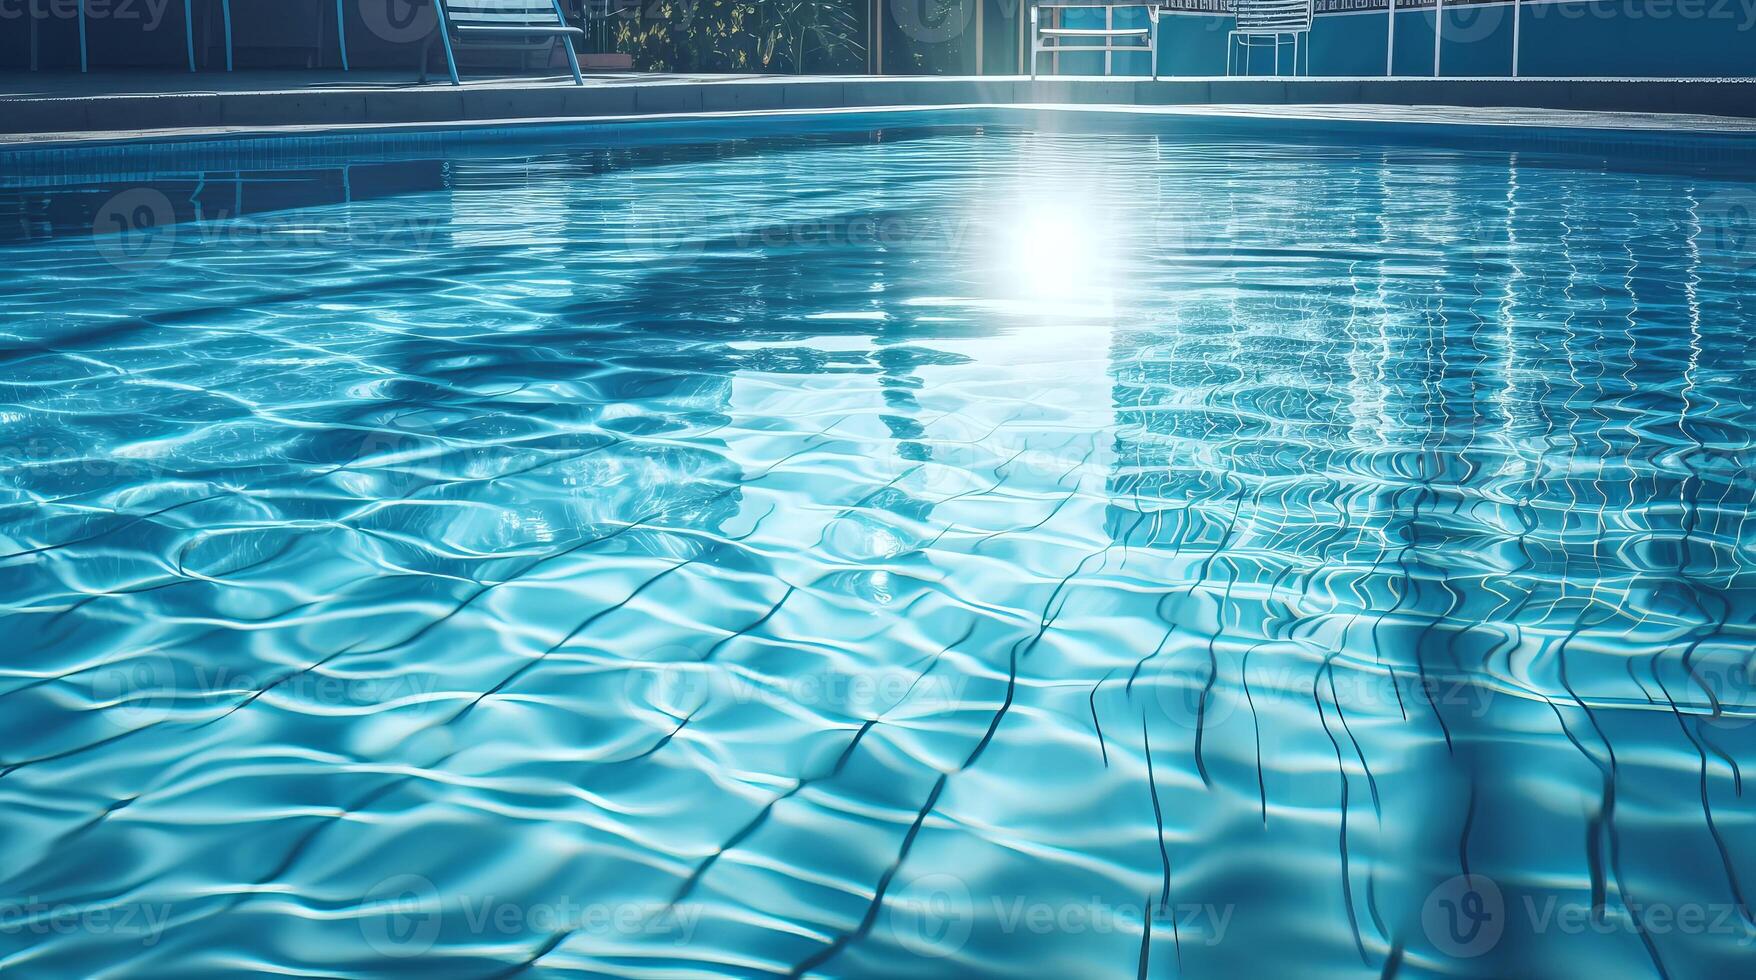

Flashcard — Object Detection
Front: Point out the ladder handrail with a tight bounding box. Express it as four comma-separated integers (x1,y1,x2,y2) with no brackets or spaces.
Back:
1029,0,1162,79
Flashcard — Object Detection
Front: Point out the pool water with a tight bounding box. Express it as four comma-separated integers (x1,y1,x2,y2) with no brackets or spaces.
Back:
3,111,1755,978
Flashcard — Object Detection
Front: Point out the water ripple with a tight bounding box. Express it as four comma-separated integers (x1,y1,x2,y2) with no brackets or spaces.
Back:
2,118,1755,977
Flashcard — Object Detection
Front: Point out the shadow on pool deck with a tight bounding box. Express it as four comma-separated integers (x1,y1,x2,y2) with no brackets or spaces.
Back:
3,70,1755,146
0,70,756,99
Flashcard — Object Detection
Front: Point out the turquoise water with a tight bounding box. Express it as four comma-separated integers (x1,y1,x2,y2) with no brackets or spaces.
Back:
2,111,1756,978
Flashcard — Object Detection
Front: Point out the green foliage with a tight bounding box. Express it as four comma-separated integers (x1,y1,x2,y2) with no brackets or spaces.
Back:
609,0,867,73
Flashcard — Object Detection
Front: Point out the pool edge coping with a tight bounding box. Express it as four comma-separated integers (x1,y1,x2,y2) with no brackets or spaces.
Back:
6,100,1756,156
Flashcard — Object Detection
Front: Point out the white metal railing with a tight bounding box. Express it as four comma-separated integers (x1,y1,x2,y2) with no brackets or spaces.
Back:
427,0,585,86
1030,0,1161,78
1387,0,1523,78
1227,0,1313,76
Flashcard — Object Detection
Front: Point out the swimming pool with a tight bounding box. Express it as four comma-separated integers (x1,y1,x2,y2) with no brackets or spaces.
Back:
3,108,1755,978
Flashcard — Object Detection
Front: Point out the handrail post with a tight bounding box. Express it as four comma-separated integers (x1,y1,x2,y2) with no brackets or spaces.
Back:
1511,0,1520,76
1149,7,1159,80
1385,0,1394,76
336,0,351,70
549,0,584,84
1433,0,1442,76
432,0,461,85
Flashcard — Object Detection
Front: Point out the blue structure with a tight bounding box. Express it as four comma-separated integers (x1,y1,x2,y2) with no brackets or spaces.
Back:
5,0,1754,77
1138,0,1756,77
220,0,350,72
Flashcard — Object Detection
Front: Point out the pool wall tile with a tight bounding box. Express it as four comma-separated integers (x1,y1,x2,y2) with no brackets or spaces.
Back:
6,78,1756,154
633,85,705,114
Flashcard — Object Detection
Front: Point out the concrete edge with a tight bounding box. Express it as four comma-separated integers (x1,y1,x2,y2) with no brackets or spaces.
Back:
6,104,1756,160
3,76,1756,150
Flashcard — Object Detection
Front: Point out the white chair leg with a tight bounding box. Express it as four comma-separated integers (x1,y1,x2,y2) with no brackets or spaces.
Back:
440,34,460,86
1149,12,1158,79
336,0,351,70
431,1,461,85
548,0,582,83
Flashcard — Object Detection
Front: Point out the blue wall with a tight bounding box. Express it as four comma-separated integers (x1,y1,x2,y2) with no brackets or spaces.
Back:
8,0,1755,76
1047,1,1756,77
0,0,502,72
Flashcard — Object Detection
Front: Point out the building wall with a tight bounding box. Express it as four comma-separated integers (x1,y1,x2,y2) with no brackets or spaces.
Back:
1138,1,1756,77
1,0,503,72
1018,0,1756,76
5,0,1755,76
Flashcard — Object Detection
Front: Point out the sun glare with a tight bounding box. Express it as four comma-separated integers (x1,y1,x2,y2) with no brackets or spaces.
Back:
999,201,1117,314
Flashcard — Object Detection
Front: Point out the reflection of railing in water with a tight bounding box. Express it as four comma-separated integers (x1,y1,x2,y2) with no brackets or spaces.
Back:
1096,140,1754,974
1,162,451,245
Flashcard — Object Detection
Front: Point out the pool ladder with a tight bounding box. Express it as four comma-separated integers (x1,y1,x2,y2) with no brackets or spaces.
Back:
1030,0,1161,79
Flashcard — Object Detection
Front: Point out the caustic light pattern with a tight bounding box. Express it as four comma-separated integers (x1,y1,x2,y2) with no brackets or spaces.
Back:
1,119,1755,978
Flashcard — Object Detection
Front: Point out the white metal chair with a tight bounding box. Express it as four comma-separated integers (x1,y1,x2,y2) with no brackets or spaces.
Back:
1030,0,1160,79
423,0,585,86
1226,0,1312,76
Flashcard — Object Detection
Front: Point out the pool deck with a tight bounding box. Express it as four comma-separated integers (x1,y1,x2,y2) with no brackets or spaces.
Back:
4,71,1755,148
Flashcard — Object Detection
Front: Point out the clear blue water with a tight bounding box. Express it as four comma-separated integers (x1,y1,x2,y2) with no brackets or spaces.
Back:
2,111,1755,978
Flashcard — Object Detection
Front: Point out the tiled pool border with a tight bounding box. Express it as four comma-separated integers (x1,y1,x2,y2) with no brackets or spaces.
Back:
3,75,1756,150
5,103,1755,184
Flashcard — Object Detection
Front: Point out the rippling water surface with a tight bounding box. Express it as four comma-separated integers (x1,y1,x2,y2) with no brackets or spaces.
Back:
3,112,1756,978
